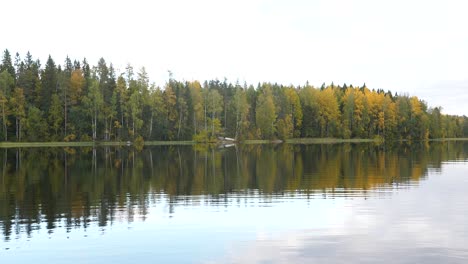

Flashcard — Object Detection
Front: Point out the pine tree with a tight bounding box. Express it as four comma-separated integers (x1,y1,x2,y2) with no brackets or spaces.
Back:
41,55,57,112
1,49,16,79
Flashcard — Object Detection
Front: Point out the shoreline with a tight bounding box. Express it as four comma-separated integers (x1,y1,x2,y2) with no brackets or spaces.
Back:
1,138,468,148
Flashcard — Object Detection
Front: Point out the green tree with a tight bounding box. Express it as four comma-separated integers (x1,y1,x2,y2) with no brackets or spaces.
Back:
299,85,320,137
128,89,143,137
48,93,63,139
276,114,293,140
283,87,303,137
115,75,129,139
0,70,14,96
396,96,411,140
41,55,57,112
1,49,15,79
188,81,204,135
382,94,397,139
25,107,48,141
0,89,9,141
255,86,277,139
82,79,104,140
163,84,177,140
232,87,250,140
207,89,223,138
10,87,26,141
176,92,188,140
429,107,443,139
147,87,165,139
101,63,117,140
16,51,40,105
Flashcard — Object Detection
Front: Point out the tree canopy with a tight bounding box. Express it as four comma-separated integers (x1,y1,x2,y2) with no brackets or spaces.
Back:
0,49,466,142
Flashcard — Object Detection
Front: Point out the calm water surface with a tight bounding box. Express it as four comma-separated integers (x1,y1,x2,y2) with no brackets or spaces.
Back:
1,142,468,263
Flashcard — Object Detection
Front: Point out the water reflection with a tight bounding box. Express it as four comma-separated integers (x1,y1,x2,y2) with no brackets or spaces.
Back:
0,142,467,242
214,164,468,264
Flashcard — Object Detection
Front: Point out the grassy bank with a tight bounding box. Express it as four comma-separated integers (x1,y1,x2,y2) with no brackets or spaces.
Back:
0,141,96,148
287,138,468,144
242,139,283,144
144,141,195,146
428,138,468,142
0,140,195,148
285,138,378,144
2,137,468,148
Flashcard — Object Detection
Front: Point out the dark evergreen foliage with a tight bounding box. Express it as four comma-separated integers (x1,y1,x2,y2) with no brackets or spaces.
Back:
0,50,466,142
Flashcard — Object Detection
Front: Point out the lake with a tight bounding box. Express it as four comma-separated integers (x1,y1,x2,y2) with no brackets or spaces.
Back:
1,142,468,263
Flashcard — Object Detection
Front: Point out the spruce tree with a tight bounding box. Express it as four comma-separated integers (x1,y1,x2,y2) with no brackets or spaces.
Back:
40,55,57,112
0,49,15,80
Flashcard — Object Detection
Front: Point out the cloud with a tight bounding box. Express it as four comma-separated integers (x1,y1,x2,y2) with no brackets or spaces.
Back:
211,164,468,263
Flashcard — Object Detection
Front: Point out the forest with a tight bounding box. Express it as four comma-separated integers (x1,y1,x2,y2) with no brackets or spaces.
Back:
0,49,467,142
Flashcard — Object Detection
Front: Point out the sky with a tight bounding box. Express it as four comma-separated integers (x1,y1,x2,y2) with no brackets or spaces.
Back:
2,0,468,115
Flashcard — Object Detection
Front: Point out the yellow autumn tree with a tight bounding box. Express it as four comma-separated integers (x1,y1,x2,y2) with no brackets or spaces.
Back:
316,87,340,137
69,69,84,105
342,87,367,138
365,89,385,136
382,95,397,138
283,87,303,137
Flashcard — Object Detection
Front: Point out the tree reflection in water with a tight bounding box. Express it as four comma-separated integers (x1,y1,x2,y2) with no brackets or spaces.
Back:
1,142,467,241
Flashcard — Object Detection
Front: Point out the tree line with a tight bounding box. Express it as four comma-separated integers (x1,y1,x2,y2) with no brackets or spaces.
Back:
0,49,467,142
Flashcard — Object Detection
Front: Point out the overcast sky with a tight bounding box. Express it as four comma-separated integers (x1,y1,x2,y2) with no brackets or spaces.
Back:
2,0,468,115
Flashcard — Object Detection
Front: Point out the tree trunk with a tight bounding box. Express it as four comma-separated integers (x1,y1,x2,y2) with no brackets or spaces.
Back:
64,96,67,136
204,95,207,131
93,108,97,140
104,117,108,141
2,103,6,141
121,106,124,139
211,112,215,137
235,110,240,140
149,112,153,139
16,117,18,141
178,112,182,139
18,119,21,141
193,112,197,135
109,118,113,141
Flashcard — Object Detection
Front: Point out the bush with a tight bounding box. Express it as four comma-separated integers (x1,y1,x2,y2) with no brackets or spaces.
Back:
134,135,145,151
193,131,209,143
80,134,92,142
63,134,76,142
